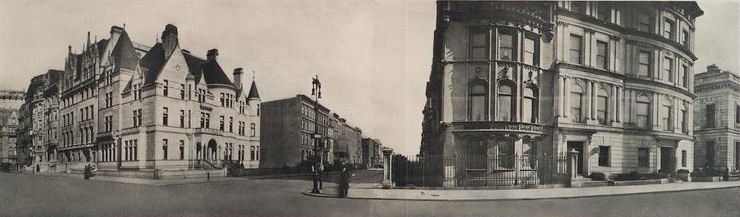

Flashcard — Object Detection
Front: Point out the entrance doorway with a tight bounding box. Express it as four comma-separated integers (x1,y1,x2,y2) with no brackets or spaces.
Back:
567,141,584,176
660,147,674,173
706,141,715,168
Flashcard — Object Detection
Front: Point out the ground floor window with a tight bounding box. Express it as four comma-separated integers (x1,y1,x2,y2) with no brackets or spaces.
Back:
638,148,650,167
467,140,487,170
599,146,610,167
682,150,687,167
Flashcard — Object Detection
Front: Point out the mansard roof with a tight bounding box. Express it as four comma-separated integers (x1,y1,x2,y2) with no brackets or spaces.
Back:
182,51,205,84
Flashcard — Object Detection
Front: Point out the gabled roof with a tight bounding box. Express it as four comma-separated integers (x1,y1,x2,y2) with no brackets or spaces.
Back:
248,80,260,99
112,31,139,71
96,39,109,58
200,60,234,86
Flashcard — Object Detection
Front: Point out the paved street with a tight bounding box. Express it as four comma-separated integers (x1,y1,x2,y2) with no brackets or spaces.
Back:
1,172,738,217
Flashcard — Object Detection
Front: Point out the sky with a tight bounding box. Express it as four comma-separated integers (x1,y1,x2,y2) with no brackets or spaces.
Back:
0,0,737,155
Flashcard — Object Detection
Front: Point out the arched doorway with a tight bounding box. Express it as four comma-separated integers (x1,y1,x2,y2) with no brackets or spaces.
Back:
208,139,217,161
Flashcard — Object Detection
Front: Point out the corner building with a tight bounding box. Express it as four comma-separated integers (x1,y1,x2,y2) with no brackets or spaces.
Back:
55,24,261,173
421,1,702,186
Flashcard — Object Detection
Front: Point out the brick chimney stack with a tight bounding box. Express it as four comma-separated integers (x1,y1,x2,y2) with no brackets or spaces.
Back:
234,68,243,90
207,49,218,61
161,24,179,58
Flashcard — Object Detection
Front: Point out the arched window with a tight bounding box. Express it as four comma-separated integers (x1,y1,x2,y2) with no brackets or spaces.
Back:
570,84,585,123
522,86,538,123
597,88,609,125
469,83,487,121
497,83,515,122
636,95,651,129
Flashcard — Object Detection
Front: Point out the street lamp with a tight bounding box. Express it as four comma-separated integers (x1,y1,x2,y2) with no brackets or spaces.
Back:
311,75,322,194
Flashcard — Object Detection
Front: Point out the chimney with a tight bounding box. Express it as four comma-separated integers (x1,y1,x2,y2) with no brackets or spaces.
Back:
110,26,124,37
207,49,219,61
233,68,243,89
161,24,179,58
707,64,720,73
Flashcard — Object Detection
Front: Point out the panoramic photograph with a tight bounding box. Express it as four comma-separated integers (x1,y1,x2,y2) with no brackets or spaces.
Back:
0,0,738,216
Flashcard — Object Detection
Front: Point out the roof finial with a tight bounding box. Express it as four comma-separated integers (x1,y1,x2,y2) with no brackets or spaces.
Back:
123,23,126,29
252,70,256,81
156,32,159,43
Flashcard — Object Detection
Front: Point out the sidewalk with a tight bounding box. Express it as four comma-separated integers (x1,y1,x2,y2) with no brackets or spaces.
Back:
327,181,740,201
34,172,239,186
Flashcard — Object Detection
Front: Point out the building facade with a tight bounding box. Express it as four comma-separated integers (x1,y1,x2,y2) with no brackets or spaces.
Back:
693,65,740,172
23,24,261,173
361,138,382,168
0,90,24,169
421,1,702,186
260,95,362,168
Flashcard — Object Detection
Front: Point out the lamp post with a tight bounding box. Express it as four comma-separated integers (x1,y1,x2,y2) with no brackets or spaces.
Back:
311,75,322,194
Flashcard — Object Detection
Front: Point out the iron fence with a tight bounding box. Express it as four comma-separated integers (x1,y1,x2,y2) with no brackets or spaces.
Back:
393,154,569,187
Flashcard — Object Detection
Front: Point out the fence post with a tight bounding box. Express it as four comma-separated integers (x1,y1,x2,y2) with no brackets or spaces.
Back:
381,147,394,188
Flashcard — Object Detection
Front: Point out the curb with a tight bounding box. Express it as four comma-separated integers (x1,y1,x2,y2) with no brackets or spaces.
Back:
299,182,740,201
301,191,342,199
31,172,241,186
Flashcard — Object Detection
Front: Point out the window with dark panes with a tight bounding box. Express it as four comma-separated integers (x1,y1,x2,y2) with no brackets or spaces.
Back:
663,57,674,82
638,12,651,32
597,3,610,21
706,104,715,128
682,30,690,47
636,96,650,129
735,104,739,123
569,35,583,64
570,90,583,123
470,31,488,59
662,104,672,131
571,1,587,14
682,150,687,167
638,51,651,77
499,32,515,61
638,148,649,167
597,89,608,124
467,140,487,170
681,65,689,87
599,146,610,167
664,19,675,40
596,41,608,69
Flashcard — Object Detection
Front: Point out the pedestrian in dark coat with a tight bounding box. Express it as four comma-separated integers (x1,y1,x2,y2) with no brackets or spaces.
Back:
338,163,350,197
83,165,90,180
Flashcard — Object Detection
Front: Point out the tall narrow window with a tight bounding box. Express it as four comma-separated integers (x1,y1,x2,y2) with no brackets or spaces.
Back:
180,110,185,128
497,84,514,121
597,89,608,124
220,116,225,131
735,104,740,124
596,41,608,69
682,30,690,48
662,104,672,131
467,140,487,170
523,36,538,66
163,139,168,160
599,146,610,167
682,150,687,167
163,107,169,126
250,123,256,137
681,65,689,88
522,87,537,123
180,84,185,99
499,32,515,61
636,96,651,129
229,117,233,133
706,141,715,167
706,104,715,128
680,107,687,133
638,12,651,32
470,31,488,59
638,51,651,77
663,57,674,83
597,3,610,22
664,19,675,40
734,142,739,169
570,86,584,123
638,148,650,167
470,84,486,121
163,80,169,96
569,35,583,64
180,140,185,160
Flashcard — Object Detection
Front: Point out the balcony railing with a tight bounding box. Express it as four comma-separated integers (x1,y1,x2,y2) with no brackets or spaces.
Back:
453,121,544,135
